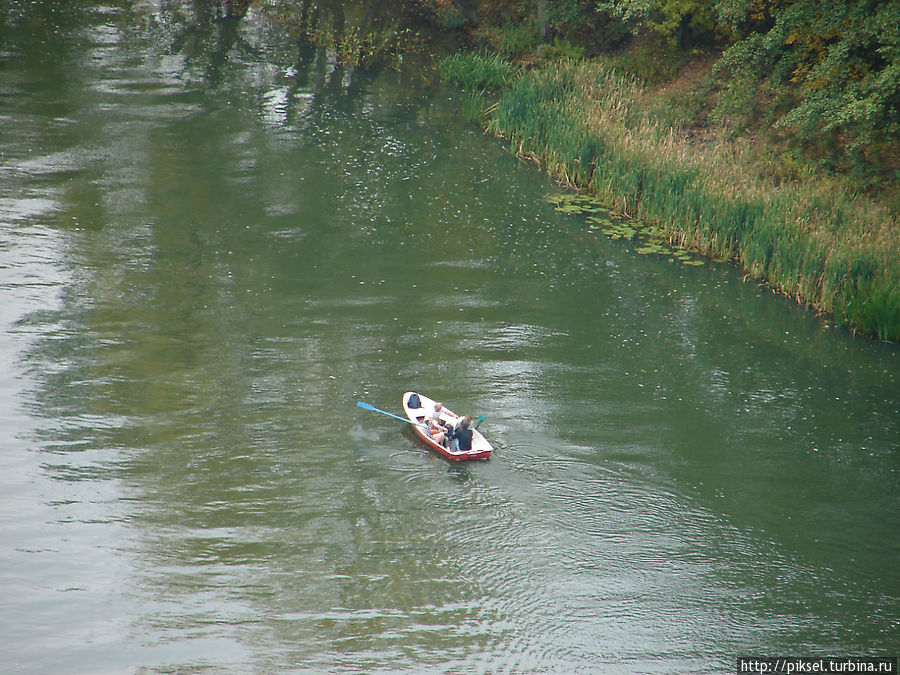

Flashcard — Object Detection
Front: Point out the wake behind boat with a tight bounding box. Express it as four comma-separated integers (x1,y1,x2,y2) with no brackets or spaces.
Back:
402,391,492,461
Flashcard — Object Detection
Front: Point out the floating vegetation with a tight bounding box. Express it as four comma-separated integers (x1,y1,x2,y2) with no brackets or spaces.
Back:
546,193,608,215
589,216,637,240
549,193,707,267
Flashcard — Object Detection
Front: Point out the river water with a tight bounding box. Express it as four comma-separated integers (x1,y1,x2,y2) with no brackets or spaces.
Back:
1,2,897,673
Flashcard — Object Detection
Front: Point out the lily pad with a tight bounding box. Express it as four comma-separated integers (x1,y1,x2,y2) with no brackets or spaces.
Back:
549,193,718,268
549,193,608,215
578,204,606,214
557,204,584,214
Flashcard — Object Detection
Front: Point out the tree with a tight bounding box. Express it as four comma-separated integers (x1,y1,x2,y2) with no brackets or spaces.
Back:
712,0,900,167
595,0,720,47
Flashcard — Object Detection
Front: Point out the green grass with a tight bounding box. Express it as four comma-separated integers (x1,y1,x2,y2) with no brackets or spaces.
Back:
439,51,519,91
454,57,899,341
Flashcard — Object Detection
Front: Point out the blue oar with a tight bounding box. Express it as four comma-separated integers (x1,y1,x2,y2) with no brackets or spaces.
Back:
357,401,426,428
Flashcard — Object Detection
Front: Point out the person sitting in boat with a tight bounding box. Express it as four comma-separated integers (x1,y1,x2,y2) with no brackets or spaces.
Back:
429,402,457,430
427,402,453,447
449,416,474,452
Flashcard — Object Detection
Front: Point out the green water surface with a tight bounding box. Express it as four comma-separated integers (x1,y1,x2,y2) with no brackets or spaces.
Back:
0,2,897,673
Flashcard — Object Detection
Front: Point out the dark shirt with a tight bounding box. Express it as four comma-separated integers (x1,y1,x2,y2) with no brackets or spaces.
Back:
451,425,473,451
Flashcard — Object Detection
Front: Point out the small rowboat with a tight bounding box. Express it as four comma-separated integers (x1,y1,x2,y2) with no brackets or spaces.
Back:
402,391,492,461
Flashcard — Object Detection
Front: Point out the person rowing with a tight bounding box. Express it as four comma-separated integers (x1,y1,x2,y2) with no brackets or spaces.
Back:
449,415,474,451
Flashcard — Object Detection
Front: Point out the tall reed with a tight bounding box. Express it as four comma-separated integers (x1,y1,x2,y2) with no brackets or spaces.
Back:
474,59,899,340
440,51,518,91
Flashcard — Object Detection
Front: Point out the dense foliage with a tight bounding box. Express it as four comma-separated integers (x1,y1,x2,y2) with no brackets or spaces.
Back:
712,0,900,175
428,0,900,183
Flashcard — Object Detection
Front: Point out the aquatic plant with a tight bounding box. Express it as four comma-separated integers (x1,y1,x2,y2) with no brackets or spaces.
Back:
550,194,708,266
439,51,519,91
459,91,487,123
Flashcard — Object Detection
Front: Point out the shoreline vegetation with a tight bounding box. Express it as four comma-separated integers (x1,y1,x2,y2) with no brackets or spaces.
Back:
421,0,899,342
258,0,899,341
441,52,899,342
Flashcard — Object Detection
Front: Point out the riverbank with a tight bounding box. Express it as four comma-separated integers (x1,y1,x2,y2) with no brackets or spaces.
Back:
439,50,899,342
